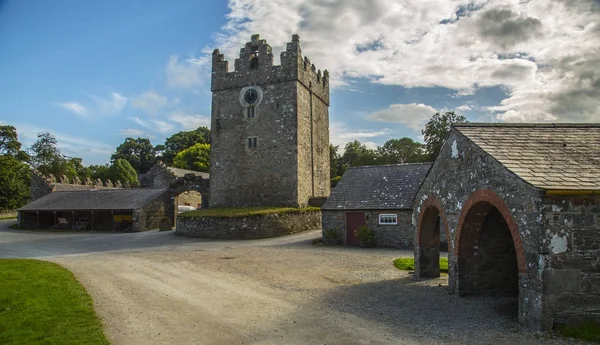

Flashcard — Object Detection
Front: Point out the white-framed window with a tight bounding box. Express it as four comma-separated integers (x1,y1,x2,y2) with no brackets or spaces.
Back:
379,213,398,225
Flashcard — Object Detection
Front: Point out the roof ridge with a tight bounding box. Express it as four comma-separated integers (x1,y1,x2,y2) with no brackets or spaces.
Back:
348,162,433,169
454,122,600,128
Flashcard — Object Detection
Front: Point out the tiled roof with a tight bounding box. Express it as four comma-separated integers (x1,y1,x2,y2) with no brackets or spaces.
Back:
166,166,209,179
19,189,168,211
454,123,600,191
322,163,432,210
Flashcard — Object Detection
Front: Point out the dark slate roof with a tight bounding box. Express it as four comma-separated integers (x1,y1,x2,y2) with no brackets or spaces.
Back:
53,184,113,192
167,166,209,179
19,188,168,211
322,163,432,210
455,123,600,191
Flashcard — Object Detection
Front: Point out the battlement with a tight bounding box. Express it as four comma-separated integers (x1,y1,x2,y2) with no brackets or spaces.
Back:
29,169,127,202
211,34,329,105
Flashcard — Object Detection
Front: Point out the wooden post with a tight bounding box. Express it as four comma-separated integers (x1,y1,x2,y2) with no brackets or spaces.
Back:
53,211,56,227
71,211,74,230
91,211,94,231
36,211,39,229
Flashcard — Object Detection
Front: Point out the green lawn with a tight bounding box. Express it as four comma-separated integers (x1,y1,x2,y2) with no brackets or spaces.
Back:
393,257,449,273
0,259,109,345
179,206,320,218
559,320,600,343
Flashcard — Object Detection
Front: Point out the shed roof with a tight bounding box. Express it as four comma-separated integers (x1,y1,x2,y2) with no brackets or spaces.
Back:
166,166,209,179
454,123,600,191
19,188,168,211
322,163,432,210
53,184,112,192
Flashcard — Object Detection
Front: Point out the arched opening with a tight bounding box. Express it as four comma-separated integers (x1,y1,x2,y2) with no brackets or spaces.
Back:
175,190,203,213
418,206,449,278
457,201,519,307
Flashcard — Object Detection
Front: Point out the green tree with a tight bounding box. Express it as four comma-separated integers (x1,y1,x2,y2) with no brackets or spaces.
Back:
0,125,28,161
377,137,428,164
329,144,344,187
81,164,111,181
108,159,139,187
162,126,210,164
111,137,156,174
422,111,467,159
29,132,62,174
341,140,377,168
0,155,30,209
172,143,210,172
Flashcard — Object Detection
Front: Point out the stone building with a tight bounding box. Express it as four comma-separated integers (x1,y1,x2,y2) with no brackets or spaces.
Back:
18,188,169,232
209,34,330,208
322,163,431,248
141,163,209,210
30,170,121,202
413,123,600,331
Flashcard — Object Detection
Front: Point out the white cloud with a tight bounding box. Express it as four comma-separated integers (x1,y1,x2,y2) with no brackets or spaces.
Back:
131,91,167,115
59,102,88,117
128,117,175,135
206,0,600,122
120,128,146,136
367,103,437,131
4,122,113,164
168,111,211,130
59,91,127,118
166,56,204,88
456,104,472,112
330,121,386,148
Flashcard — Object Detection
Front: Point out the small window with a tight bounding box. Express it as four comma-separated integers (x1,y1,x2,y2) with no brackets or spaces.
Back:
379,214,398,225
247,106,255,118
247,137,258,149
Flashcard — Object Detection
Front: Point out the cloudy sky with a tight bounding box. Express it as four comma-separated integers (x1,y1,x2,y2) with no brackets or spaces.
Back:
1,0,598,164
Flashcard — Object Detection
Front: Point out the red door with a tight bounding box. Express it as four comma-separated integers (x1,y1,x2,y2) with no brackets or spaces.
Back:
346,212,366,246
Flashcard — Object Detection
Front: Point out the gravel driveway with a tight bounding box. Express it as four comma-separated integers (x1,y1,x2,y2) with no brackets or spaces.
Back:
0,220,586,344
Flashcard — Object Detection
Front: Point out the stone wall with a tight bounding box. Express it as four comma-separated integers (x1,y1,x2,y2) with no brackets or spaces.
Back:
134,191,170,232
322,209,415,249
209,34,330,208
175,210,321,239
413,128,600,331
29,170,123,202
0,210,17,218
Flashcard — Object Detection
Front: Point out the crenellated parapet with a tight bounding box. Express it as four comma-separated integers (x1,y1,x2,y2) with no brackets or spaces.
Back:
29,170,125,202
211,34,329,105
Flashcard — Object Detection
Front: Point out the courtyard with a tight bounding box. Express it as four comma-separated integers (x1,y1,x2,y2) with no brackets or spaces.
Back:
0,219,585,344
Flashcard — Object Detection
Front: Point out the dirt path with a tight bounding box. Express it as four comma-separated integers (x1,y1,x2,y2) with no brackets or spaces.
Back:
49,244,584,345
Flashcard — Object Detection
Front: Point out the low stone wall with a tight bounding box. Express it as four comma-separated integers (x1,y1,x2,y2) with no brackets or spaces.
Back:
0,210,17,219
175,211,321,239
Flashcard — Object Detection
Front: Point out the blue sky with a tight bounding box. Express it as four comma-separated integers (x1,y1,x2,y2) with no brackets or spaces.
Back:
1,0,598,165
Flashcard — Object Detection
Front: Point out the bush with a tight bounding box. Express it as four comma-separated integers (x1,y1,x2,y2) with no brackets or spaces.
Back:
323,229,338,239
356,225,375,247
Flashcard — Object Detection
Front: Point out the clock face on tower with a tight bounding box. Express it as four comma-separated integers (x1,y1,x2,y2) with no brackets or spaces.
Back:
244,88,258,104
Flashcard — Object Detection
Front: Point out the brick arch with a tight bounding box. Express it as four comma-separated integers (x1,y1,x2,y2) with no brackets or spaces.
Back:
454,189,526,273
417,195,451,247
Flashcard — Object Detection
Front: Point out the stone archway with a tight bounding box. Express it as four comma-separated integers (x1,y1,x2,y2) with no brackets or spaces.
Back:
454,189,525,311
167,175,210,225
415,196,451,279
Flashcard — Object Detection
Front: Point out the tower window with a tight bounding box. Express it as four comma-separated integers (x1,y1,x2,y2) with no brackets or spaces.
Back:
247,137,258,149
250,45,259,69
247,106,255,118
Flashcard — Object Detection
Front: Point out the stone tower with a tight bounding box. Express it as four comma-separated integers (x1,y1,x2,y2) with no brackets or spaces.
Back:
209,34,330,208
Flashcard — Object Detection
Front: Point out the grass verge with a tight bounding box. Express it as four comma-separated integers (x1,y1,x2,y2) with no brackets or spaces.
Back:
0,259,109,345
558,320,600,343
179,206,321,218
393,257,449,273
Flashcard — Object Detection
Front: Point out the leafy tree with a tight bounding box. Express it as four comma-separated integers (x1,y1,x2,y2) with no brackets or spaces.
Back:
0,125,28,161
162,126,210,164
29,132,62,173
81,164,111,181
422,111,467,159
329,144,345,187
111,137,156,174
0,156,30,209
377,137,428,164
341,140,377,168
108,159,139,186
172,143,210,172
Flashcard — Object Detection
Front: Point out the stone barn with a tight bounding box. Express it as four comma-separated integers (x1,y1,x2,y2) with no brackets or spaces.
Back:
413,123,600,331
322,163,431,248
18,188,169,232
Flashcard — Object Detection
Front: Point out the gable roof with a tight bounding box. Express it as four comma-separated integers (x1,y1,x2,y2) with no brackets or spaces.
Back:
19,188,168,211
53,184,113,192
166,166,209,179
322,163,432,210
454,123,600,191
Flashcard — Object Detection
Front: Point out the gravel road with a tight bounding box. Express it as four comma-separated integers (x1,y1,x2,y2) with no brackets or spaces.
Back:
48,243,585,345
